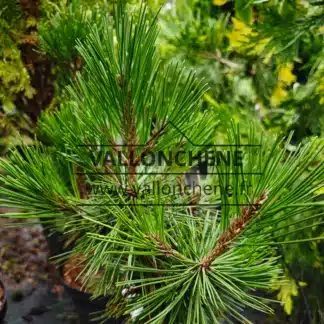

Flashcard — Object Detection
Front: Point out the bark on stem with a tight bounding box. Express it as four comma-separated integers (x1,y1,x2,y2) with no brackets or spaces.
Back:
200,190,269,270
148,233,182,258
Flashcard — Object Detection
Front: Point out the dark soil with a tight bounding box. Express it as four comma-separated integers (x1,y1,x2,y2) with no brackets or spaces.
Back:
0,219,57,289
0,218,79,323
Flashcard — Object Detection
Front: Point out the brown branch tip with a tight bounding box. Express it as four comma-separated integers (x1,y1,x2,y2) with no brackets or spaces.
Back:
200,190,269,271
148,233,180,258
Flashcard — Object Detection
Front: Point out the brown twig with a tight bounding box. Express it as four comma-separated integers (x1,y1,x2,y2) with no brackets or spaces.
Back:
196,49,243,70
118,73,138,185
200,190,269,270
125,103,137,184
117,73,169,185
148,233,181,258
133,124,168,166
76,165,88,200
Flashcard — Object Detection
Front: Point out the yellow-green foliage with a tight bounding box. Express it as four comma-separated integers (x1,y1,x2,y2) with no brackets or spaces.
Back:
0,0,35,110
0,47,35,112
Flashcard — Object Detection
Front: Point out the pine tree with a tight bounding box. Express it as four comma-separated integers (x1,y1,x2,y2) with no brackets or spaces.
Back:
0,2,324,323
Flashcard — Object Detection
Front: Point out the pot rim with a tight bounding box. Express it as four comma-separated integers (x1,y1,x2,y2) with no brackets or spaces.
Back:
61,277,93,297
61,277,114,300
0,280,7,313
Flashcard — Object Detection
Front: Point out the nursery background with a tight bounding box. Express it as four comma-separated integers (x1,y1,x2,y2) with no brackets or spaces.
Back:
0,0,324,323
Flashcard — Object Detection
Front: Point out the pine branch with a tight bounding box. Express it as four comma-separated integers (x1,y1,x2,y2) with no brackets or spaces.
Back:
126,106,137,185
200,190,269,270
148,233,182,259
118,72,138,184
134,124,168,165
76,165,88,200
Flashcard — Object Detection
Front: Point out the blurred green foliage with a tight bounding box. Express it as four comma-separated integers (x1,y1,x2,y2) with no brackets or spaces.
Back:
157,0,324,141
0,0,36,154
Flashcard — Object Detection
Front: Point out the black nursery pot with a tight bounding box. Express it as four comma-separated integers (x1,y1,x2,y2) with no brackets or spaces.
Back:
41,225,123,323
62,280,123,324
0,280,7,324
41,224,66,257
